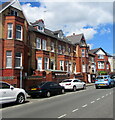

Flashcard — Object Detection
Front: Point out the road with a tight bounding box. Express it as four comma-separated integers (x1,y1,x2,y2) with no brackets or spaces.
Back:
1,86,114,119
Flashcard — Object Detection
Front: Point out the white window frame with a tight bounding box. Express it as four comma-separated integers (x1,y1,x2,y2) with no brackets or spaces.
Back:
37,26,44,32
51,42,54,52
37,57,42,70
62,46,65,54
42,39,46,50
15,52,22,68
7,23,13,39
36,38,41,49
98,55,104,59
11,10,18,16
82,64,86,72
98,61,104,69
65,61,69,72
60,61,64,71
16,25,22,40
58,45,62,54
68,47,71,54
44,57,49,70
6,51,12,68
74,63,76,73
107,64,109,69
50,59,55,70
69,62,72,72
81,49,85,57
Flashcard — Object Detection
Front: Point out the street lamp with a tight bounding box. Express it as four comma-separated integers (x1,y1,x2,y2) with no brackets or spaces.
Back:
20,66,23,88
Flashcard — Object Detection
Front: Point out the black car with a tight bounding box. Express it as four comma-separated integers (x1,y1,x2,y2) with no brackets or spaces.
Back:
27,81,65,98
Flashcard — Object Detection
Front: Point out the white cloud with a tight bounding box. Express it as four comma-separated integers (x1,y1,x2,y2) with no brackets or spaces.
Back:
22,1,113,40
100,28,111,34
87,44,94,49
69,28,97,40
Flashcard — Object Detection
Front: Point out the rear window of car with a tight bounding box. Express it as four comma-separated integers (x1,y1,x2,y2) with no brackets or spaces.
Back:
62,80,72,82
30,82,46,88
96,77,103,79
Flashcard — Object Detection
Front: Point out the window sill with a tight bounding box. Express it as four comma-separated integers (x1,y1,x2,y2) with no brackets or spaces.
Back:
16,39,22,41
6,67,12,69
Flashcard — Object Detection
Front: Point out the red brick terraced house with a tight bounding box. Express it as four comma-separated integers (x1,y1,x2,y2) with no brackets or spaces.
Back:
89,48,111,75
67,34,91,83
0,0,30,87
0,0,111,89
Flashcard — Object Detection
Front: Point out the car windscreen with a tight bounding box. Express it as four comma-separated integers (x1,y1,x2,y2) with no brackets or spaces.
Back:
62,80,72,82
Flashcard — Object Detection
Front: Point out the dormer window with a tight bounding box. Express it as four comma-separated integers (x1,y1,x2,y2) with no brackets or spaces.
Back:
11,10,18,16
38,26,44,31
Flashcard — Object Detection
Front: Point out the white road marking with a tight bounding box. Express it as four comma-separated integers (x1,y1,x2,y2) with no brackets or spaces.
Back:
102,96,104,98
110,92,111,95
106,94,108,96
72,108,79,112
97,98,100,101
91,101,95,104
82,104,87,108
58,114,67,118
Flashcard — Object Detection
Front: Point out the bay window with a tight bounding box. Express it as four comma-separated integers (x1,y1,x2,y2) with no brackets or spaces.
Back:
16,25,22,40
60,61,64,71
98,61,104,69
65,61,69,72
6,51,12,68
44,58,49,70
7,23,13,39
81,49,85,57
37,57,42,70
15,52,22,68
82,64,86,72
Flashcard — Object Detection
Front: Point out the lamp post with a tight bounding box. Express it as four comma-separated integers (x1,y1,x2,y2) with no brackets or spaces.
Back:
20,66,23,88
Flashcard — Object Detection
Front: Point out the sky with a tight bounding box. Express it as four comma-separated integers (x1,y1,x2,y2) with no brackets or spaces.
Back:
0,0,114,55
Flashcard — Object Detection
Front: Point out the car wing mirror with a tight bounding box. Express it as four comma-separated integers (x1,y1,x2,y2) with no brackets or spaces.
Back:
10,86,14,90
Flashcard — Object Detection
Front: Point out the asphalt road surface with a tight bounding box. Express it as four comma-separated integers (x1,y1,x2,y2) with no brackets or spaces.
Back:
1,86,114,119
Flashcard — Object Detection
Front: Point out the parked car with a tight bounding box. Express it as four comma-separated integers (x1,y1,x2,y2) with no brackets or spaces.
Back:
0,81,27,104
110,76,115,87
95,75,114,89
59,79,86,91
27,81,65,98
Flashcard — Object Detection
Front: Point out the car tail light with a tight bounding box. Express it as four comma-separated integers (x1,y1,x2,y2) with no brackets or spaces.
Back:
104,79,108,81
37,87,41,90
95,80,98,81
66,83,71,85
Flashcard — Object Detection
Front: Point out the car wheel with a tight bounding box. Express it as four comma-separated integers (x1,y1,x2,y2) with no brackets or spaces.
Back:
16,94,25,104
73,86,76,92
61,89,65,94
46,91,51,97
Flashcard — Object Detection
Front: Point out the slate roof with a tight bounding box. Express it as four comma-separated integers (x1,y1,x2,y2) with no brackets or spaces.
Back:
66,34,84,44
31,19,44,26
89,47,112,56
0,0,13,11
28,25,72,44
88,51,95,56
89,48,100,54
